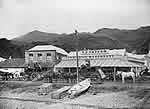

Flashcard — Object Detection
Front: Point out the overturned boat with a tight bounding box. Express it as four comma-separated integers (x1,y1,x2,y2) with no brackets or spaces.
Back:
68,78,91,98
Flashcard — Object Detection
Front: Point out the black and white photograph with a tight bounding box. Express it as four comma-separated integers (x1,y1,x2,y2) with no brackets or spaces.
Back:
0,0,150,109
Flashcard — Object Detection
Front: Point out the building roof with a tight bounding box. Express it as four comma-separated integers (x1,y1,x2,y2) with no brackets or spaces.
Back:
126,53,145,64
55,58,142,68
28,45,68,55
0,58,25,68
127,53,145,59
108,49,126,56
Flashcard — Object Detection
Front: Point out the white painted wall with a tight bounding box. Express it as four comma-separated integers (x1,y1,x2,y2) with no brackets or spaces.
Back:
0,68,24,74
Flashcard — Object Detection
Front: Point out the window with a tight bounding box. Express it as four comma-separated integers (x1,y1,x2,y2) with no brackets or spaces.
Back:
47,53,51,56
38,53,42,57
46,53,52,61
29,54,33,56
29,53,33,61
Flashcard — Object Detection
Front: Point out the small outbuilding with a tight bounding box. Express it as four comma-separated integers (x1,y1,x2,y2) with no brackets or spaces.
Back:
0,58,25,74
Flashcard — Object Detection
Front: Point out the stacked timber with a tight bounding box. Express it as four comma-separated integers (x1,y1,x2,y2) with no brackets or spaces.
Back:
51,86,71,99
38,83,53,95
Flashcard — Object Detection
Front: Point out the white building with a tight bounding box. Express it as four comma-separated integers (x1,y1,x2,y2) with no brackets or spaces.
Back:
25,45,68,68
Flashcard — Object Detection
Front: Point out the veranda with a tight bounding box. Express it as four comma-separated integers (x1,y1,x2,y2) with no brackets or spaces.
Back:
54,57,143,82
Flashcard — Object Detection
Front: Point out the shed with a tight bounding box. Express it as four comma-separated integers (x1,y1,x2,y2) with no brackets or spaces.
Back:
0,58,25,74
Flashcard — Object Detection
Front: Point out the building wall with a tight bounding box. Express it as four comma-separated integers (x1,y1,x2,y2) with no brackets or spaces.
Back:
144,55,150,70
67,49,126,60
25,50,65,66
0,68,24,73
25,50,56,64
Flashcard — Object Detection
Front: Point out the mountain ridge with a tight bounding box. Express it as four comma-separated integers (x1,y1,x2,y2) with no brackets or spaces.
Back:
1,26,149,58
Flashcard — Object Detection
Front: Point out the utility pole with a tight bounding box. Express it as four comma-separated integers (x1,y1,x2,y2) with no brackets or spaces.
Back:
75,30,79,83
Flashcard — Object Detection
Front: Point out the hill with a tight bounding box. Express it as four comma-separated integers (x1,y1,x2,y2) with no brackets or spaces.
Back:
0,38,24,58
7,26,150,58
48,32,125,52
94,27,150,53
12,30,65,43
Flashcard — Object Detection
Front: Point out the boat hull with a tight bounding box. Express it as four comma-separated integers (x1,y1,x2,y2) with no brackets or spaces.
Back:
68,78,91,98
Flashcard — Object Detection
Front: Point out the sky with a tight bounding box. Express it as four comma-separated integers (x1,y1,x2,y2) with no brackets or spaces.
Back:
0,0,150,39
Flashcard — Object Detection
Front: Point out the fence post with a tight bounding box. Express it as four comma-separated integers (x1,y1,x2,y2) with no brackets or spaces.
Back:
113,67,116,82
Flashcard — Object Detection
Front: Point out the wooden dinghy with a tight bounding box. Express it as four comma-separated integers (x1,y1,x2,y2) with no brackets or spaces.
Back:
68,78,91,98
51,86,71,99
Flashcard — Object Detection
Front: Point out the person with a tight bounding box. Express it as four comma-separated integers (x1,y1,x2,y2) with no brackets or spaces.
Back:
98,68,106,80
140,66,149,76
131,67,134,72
144,66,149,75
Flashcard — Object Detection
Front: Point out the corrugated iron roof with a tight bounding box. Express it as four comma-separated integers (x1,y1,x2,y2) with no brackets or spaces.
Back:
55,58,142,68
108,49,126,56
0,58,25,68
28,45,68,55
127,53,145,59
100,59,141,67
55,60,85,68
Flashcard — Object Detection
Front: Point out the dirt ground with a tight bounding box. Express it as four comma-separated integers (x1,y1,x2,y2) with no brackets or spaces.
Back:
0,81,150,109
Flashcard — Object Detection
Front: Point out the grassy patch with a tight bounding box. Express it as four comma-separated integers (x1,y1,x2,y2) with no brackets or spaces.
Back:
88,86,134,93
11,86,39,94
0,81,42,92
128,88,150,99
